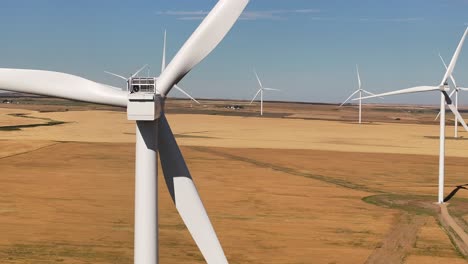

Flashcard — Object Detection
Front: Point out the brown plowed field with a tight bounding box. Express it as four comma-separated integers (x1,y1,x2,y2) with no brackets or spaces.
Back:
0,100,467,263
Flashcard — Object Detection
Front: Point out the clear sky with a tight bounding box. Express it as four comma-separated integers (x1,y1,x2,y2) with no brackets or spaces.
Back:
0,0,468,105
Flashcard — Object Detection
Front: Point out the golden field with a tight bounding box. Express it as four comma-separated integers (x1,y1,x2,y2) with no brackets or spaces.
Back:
0,100,468,263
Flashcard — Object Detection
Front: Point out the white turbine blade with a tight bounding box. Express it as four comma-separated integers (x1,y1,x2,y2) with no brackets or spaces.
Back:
440,27,468,86
104,71,128,81
362,90,384,99
435,111,441,121
174,84,200,104
356,65,362,90
439,53,458,88
254,69,263,88
158,114,228,264
157,0,249,97
355,86,439,100
0,69,127,107
250,89,261,104
340,90,359,107
263,88,279,91
449,89,457,98
444,91,468,131
448,104,468,131
132,64,149,78
162,30,167,73
459,87,468,91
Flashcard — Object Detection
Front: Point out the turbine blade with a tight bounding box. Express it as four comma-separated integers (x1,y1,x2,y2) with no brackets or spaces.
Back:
250,89,261,105
340,90,359,107
362,90,384,99
162,30,167,73
174,84,201,104
0,69,127,107
435,111,441,121
440,27,468,87
132,64,149,78
354,86,439,101
356,65,362,90
459,87,468,91
254,69,263,88
439,53,448,69
157,0,249,97
439,53,458,88
444,91,468,131
158,114,228,264
263,88,280,91
104,71,128,81
449,89,457,98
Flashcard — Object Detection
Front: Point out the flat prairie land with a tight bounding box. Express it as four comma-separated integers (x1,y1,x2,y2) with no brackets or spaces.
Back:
0,100,467,263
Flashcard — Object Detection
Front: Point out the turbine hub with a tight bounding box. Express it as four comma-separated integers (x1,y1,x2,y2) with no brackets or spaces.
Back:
439,84,450,91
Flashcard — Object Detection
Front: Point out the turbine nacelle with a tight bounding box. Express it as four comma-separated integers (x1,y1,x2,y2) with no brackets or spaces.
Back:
127,93,163,121
127,76,162,121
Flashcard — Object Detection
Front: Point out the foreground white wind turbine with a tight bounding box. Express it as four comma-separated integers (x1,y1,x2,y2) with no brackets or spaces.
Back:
105,30,200,104
0,0,249,263
357,27,468,204
340,65,379,124
435,54,468,138
250,70,279,116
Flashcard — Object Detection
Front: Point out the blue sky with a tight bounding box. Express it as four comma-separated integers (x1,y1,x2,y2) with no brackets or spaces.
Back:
0,0,468,105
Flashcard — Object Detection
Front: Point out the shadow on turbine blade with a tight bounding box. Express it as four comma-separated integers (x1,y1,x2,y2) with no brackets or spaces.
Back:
158,114,193,202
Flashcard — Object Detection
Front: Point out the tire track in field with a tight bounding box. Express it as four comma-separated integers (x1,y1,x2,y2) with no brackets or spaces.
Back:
364,213,427,264
439,204,468,256
0,142,62,160
189,146,382,194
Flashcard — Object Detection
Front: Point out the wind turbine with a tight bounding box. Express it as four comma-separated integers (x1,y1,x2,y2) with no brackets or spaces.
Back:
340,65,379,124
0,0,249,263
357,27,468,204
249,70,279,116
105,30,200,104
435,54,468,138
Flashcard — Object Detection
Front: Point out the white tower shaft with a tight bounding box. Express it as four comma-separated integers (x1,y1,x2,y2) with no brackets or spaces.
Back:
261,89,264,116
439,93,446,204
359,90,362,124
134,121,159,264
455,91,459,138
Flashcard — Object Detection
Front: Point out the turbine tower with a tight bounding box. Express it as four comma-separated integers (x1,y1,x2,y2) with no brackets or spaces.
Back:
340,65,379,124
358,27,468,204
250,69,279,116
0,0,249,263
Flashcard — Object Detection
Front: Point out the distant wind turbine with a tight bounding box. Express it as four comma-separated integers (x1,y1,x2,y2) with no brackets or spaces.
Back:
250,70,279,116
357,27,468,204
340,65,379,124
105,30,200,104
435,53,468,138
